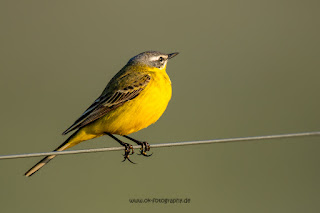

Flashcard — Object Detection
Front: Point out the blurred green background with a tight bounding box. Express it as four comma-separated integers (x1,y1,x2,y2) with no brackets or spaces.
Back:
0,0,319,212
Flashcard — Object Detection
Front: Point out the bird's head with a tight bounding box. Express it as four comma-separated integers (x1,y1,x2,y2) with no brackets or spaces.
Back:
128,51,179,71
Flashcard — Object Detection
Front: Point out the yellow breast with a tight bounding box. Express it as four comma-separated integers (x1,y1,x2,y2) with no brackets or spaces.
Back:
83,70,172,136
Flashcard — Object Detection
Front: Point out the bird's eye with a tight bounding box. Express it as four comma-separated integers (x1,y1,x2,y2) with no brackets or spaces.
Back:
159,57,164,62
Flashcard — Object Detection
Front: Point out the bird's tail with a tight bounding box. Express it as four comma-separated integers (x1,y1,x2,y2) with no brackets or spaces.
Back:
24,130,81,177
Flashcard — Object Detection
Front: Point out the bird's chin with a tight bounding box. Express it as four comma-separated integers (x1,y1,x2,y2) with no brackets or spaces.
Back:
159,62,168,70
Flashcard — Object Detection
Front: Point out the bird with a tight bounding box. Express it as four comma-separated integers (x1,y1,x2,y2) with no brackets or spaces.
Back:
24,51,179,177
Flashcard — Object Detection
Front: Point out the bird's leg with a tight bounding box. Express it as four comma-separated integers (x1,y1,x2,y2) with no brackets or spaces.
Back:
122,135,152,157
106,133,135,164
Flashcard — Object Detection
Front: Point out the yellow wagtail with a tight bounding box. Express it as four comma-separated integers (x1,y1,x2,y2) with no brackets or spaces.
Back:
24,51,179,177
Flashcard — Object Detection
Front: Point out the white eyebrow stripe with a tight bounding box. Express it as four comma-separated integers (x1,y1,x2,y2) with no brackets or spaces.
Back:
149,56,160,61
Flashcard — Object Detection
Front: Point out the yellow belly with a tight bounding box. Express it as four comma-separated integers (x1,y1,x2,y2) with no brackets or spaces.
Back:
81,71,172,136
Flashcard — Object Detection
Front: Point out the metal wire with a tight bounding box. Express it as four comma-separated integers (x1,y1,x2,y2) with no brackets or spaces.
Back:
0,131,319,160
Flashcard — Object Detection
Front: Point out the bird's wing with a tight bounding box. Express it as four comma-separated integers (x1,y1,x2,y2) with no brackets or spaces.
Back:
62,72,151,135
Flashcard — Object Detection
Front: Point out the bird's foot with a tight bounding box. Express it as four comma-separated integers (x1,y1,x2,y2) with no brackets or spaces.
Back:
122,143,136,164
138,141,152,157
122,135,153,157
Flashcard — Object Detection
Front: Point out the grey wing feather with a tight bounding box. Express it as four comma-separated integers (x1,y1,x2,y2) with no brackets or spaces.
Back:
62,73,151,135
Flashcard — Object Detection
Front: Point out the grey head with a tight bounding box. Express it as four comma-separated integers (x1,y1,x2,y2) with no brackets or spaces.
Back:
128,51,179,69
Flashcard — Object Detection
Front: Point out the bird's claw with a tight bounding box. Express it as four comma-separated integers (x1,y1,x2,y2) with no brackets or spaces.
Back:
122,144,136,164
138,142,152,157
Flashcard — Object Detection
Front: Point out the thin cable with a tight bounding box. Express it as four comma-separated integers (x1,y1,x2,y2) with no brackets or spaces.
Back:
0,131,319,160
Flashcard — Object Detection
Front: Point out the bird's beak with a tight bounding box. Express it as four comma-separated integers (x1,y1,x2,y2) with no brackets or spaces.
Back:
167,52,179,59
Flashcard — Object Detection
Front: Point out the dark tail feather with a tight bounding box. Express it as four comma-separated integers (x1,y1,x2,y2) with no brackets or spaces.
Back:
24,131,78,177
